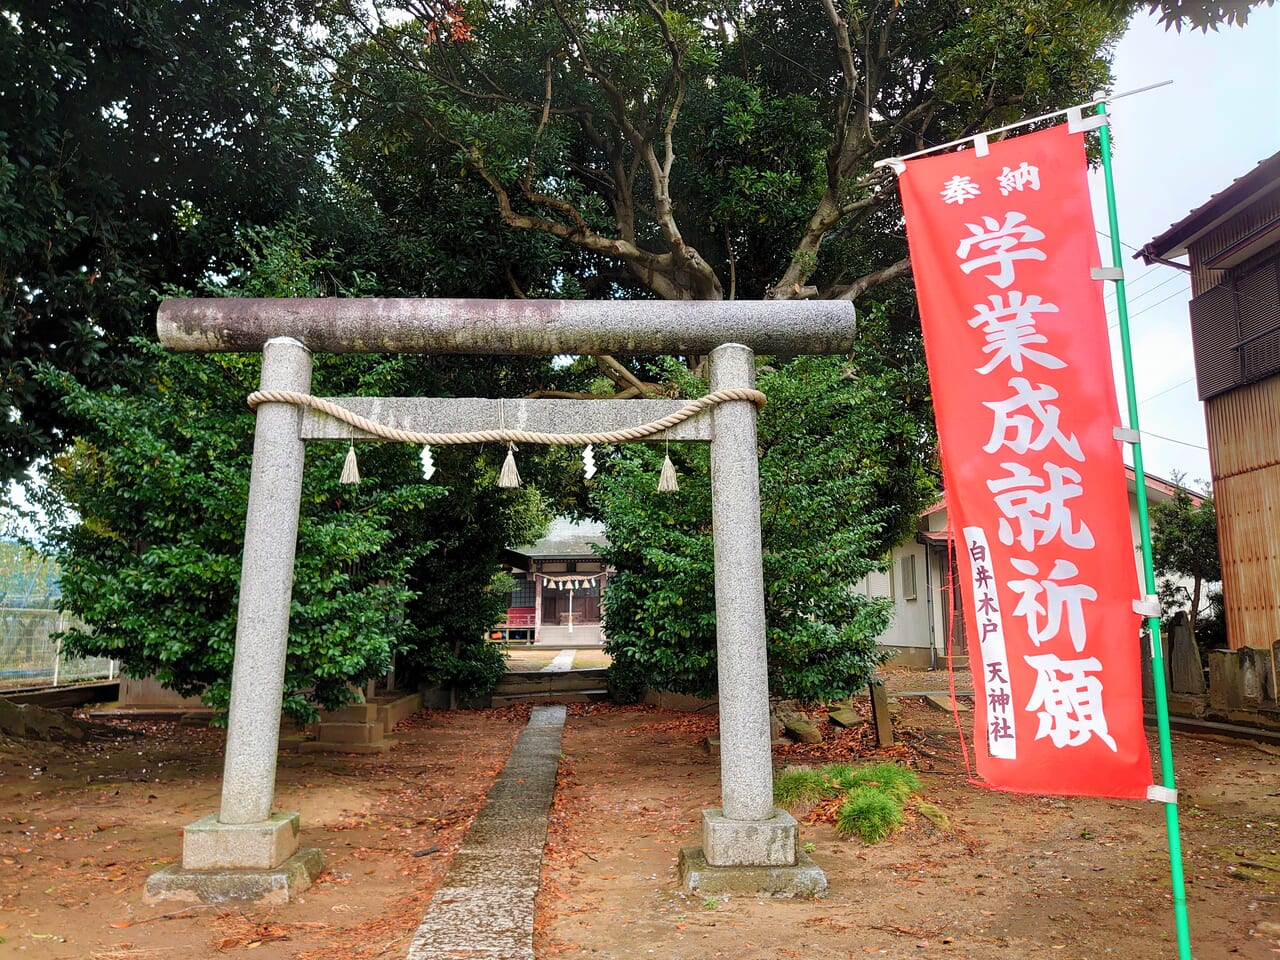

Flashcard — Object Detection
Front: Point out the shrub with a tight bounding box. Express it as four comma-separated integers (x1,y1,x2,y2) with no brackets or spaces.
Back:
773,767,832,806
836,786,904,842
837,763,920,803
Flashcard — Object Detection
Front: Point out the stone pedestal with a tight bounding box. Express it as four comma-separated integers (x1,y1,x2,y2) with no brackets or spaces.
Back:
146,813,323,904
678,846,827,898
701,808,797,866
685,809,826,898
183,812,301,869
146,850,324,905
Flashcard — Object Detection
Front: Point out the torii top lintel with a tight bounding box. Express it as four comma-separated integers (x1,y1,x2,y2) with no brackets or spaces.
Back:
157,298,857,356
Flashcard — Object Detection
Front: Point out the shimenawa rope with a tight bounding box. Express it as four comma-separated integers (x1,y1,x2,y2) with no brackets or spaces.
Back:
245,388,767,446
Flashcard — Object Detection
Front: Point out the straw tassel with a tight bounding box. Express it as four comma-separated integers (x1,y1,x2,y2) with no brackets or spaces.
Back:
657,452,679,493
340,443,361,485
498,443,521,488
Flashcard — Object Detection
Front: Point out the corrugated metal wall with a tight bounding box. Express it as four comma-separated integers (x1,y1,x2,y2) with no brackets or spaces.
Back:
1206,377,1280,649
1188,187,1280,649
1188,192,1280,296
1188,254,1280,400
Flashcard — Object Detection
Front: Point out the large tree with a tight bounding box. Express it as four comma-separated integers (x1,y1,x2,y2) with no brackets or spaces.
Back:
317,0,1132,698
17,0,1215,707
30,226,552,718
329,0,1123,307
0,1,333,480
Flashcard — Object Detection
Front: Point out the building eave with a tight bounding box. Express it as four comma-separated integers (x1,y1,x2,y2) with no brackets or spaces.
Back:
1142,151,1280,261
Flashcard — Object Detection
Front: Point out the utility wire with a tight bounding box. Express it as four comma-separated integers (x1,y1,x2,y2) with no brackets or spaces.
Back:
1141,430,1208,451
1107,286,1191,330
1139,376,1195,405
1125,271,1186,305
1095,229,1148,257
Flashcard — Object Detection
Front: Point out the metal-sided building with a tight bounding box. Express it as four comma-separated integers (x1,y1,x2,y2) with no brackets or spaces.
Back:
1142,151,1280,650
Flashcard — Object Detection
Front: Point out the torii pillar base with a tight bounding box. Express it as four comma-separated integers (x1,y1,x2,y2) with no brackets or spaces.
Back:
145,850,324,905
678,846,827,899
679,807,825,897
146,812,323,904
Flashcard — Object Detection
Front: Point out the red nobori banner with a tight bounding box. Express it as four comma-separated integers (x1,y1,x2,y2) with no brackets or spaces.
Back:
899,124,1153,799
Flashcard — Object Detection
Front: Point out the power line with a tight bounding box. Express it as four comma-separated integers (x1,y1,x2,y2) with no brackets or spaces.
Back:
1095,229,1147,257
1142,430,1208,451
1107,285,1191,329
1139,376,1195,405
1125,270,1186,306
1128,285,1191,318
1103,268,1165,299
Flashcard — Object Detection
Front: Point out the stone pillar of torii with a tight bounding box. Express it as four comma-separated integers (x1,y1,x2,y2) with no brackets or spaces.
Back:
146,298,853,902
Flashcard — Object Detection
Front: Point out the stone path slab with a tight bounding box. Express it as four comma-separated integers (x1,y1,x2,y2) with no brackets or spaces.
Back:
407,705,565,960
540,649,577,672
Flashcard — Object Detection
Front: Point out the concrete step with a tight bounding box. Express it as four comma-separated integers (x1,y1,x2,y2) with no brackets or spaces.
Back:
322,702,380,724
313,721,384,744
493,670,609,697
489,689,610,707
377,692,424,733
492,683,605,698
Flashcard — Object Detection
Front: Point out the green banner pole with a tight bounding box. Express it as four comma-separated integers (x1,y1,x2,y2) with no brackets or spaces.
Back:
1096,102,1193,960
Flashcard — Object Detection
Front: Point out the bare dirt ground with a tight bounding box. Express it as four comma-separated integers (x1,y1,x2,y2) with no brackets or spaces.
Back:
1,682,1279,960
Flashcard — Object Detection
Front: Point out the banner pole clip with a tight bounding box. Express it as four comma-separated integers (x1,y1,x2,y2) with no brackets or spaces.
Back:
1147,785,1178,804
1067,106,1109,134
1134,595,1162,618
1092,266,1124,281
1114,426,1141,444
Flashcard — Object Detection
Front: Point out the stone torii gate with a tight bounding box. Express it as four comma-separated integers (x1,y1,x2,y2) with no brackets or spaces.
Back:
147,298,855,903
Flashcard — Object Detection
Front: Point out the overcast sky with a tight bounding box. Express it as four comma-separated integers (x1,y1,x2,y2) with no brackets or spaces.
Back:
1090,6,1280,489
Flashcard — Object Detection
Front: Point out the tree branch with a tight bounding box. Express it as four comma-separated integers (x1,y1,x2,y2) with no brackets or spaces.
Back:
467,147,671,272
829,257,912,302
522,55,556,190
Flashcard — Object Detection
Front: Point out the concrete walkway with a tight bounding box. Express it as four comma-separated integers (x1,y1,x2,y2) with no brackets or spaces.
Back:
539,649,577,673
407,705,566,960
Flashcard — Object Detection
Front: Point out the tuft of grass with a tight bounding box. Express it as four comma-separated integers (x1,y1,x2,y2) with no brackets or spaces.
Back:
773,766,832,806
818,762,858,791
913,799,950,831
837,763,919,803
836,786,904,842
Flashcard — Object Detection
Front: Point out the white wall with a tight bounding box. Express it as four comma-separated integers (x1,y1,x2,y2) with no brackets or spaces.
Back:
859,507,950,666
867,478,1207,665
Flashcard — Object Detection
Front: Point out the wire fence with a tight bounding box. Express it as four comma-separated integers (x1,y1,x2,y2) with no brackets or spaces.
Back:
0,607,116,689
